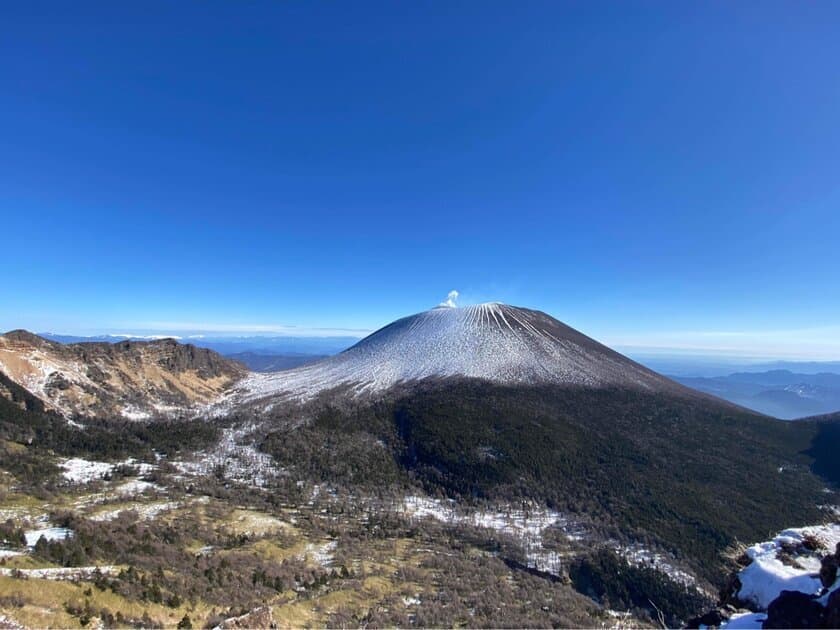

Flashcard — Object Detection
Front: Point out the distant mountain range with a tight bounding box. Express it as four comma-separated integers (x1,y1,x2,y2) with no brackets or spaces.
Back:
674,370,840,419
630,355,840,378
224,351,327,372
40,333,358,356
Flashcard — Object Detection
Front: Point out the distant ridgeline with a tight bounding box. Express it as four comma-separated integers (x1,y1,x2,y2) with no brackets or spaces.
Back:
675,370,840,420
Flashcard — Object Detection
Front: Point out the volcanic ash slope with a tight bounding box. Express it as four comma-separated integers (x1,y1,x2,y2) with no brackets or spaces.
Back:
238,303,683,403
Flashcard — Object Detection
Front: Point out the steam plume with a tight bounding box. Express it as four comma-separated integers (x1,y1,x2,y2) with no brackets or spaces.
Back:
439,290,459,308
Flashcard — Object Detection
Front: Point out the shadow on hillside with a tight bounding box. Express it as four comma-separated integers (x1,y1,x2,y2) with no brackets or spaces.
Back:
803,420,840,487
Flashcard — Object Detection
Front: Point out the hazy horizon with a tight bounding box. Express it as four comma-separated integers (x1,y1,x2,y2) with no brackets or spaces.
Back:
8,296,839,364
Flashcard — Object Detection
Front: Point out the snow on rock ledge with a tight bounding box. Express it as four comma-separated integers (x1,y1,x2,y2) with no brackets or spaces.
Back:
707,522,840,629
736,524,840,610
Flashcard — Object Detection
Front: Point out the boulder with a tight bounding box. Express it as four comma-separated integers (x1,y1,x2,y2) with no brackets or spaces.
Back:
764,590,824,629
821,554,839,589
686,608,730,628
823,587,840,629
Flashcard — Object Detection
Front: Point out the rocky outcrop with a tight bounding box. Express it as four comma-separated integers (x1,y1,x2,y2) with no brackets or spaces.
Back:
821,547,839,588
694,526,840,628
764,591,824,628
0,330,247,419
824,588,840,628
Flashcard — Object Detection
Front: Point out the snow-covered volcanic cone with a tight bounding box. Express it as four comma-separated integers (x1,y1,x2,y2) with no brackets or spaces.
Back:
236,303,681,404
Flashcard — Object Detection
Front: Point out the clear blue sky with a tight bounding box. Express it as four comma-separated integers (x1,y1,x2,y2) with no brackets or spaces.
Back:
2,1,839,358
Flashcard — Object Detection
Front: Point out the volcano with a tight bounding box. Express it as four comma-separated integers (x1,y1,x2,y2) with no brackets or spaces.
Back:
239,302,687,403
242,303,832,591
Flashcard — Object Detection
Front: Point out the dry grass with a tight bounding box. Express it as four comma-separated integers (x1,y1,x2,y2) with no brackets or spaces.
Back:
0,574,216,628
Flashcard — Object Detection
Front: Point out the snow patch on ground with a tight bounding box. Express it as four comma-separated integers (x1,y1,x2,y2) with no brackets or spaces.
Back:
60,457,155,484
400,495,570,575
0,504,50,523
61,458,115,483
226,510,288,536
610,542,698,587
0,613,26,630
88,501,179,522
121,405,152,420
0,565,119,580
602,609,635,629
736,523,840,610
305,540,337,567
24,526,73,547
721,611,767,629
114,479,160,496
173,424,278,487
399,495,699,587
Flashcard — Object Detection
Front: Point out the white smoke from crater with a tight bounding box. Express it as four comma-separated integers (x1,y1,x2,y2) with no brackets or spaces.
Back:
439,290,459,308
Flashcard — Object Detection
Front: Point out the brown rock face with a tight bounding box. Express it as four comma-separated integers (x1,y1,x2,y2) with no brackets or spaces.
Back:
0,331,247,419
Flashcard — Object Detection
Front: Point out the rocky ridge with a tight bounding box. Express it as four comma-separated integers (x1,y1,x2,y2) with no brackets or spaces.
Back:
0,330,246,419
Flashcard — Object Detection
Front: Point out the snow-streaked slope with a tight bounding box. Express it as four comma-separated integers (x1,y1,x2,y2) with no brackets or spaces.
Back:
238,303,683,404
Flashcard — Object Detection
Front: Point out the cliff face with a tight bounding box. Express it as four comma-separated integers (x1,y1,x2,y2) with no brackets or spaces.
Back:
0,331,247,419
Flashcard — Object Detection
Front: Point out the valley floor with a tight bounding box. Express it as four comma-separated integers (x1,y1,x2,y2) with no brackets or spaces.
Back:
0,442,728,629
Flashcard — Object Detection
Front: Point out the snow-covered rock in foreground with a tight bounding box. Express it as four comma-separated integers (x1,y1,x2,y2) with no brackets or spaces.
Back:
236,303,684,404
702,521,840,629
736,523,840,610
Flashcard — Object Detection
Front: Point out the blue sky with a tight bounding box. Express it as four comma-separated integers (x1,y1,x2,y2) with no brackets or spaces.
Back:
2,1,839,358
